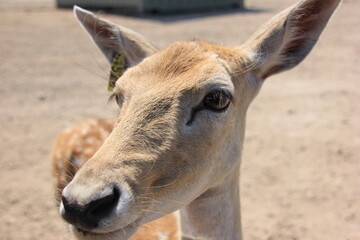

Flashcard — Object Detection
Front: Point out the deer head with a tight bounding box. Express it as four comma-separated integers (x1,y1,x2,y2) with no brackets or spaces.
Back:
60,1,341,239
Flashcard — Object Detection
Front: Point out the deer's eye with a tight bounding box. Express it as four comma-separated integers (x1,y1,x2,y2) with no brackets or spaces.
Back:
115,95,120,105
203,90,232,112
108,93,124,107
186,89,233,126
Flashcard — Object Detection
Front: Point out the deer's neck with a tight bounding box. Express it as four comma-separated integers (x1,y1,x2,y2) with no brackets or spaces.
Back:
180,169,242,240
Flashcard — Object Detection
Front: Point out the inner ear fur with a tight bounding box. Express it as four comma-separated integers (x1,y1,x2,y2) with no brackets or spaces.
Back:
244,0,341,80
73,6,158,67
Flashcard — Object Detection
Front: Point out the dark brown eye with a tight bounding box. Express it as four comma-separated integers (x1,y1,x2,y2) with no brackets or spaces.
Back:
186,89,232,126
115,95,120,104
203,90,231,111
108,93,124,107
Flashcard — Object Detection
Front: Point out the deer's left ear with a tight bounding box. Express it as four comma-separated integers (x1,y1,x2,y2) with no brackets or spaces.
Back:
244,0,341,80
74,6,158,67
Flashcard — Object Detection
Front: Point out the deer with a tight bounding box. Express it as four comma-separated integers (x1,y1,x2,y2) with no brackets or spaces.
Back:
53,0,341,239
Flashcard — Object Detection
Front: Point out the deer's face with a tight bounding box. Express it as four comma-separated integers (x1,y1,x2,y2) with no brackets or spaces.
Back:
62,0,341,237
61,41,260,239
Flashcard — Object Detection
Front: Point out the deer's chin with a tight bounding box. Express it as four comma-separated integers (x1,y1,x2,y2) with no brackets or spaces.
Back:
70,220,140,240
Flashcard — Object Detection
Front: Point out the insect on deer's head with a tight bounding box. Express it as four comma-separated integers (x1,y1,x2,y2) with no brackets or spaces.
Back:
60,1,341,239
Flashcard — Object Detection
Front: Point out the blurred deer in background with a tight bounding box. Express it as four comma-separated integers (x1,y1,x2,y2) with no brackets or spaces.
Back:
51,0,341,239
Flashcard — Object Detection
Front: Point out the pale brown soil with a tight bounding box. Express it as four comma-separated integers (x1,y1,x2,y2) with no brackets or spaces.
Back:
0,0,359,239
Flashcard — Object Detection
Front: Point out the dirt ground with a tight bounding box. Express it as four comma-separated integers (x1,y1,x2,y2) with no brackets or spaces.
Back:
0,0,359,239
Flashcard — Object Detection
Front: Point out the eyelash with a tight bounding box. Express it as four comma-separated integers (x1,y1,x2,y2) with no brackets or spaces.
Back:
108,93,122,106
108,93,117,103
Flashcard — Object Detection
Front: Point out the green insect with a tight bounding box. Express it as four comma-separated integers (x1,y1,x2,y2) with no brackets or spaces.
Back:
108,53,126,91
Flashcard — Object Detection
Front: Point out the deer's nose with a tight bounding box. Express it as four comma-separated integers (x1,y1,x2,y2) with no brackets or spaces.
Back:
61,187,120,229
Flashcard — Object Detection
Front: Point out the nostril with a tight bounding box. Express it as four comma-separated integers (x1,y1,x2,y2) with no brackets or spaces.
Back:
86,187,120,221
61,187,120,229
61,195,84,225
62,195,80,216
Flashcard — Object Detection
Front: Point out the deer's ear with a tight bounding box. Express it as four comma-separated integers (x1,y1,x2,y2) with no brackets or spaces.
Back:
73,6,158,66
244,0,341,80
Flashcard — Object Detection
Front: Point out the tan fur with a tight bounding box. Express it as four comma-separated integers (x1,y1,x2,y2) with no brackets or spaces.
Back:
54,1,341,239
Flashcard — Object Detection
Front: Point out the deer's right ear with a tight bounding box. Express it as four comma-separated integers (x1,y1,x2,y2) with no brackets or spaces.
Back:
73,6,158,66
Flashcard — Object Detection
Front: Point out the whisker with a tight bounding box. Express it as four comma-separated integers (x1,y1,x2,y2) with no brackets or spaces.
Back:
73,61,108,81
140,171,181,190
139,209,167,217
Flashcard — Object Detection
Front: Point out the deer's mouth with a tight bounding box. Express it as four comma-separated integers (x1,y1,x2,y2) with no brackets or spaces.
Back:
71,219,140,240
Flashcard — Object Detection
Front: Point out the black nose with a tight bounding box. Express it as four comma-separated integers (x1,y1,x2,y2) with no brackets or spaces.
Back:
61,187,120,229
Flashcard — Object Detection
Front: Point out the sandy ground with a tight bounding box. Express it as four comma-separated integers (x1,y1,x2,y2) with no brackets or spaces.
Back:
0,0,359,239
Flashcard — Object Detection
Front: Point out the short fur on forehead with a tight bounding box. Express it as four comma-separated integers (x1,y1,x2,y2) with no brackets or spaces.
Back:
117,41,251,92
